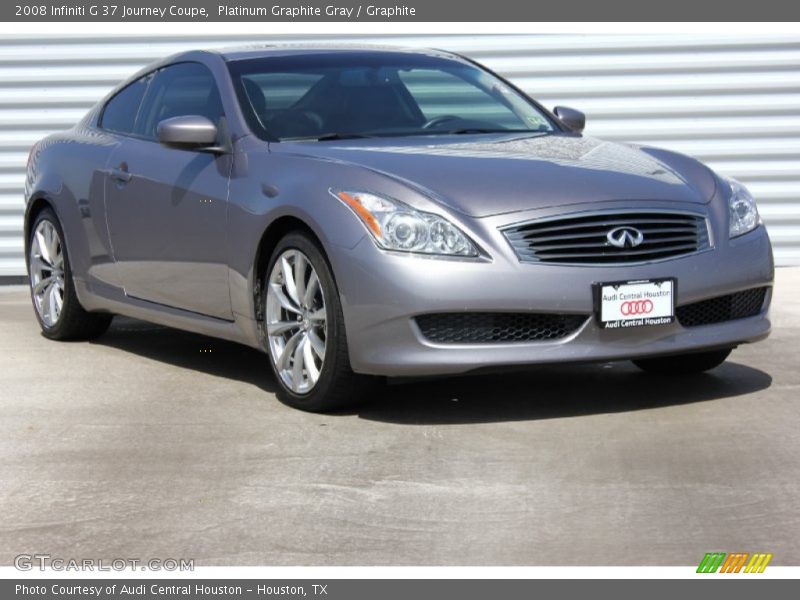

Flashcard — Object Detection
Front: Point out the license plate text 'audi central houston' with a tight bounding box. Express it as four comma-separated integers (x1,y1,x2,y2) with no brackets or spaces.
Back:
24,46,773,411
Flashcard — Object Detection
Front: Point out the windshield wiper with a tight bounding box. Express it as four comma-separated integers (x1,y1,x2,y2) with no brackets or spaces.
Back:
316,132,377,141
443,128,549,136
291,129,548,142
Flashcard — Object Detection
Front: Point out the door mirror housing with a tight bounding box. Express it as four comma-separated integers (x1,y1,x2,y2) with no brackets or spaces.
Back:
553,106,586,133
157,115,220,150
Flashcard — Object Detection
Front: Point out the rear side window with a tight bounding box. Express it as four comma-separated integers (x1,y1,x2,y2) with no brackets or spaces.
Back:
100,76,149,134
135,62,224,140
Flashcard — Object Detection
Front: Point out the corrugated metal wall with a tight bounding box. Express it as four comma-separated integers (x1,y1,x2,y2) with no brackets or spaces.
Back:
1,33,798,275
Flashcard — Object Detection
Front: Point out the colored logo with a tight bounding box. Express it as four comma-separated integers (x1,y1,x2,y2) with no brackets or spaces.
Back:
606,226,644,249
620,299,654,316
697,552,773,573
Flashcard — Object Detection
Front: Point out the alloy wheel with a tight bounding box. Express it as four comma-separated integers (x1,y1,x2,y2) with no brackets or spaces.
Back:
266,249,327,394
29,219,65,327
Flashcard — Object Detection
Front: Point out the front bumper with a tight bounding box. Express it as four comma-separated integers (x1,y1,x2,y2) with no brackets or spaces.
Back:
329,204,774,377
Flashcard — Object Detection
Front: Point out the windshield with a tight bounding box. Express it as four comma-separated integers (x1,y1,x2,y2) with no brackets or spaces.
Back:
227,51,557,141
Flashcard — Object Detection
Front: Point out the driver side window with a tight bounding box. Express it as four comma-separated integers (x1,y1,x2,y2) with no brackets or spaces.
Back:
135,62,225,141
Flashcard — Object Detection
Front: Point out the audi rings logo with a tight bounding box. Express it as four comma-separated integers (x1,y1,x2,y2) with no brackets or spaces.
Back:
621,299,654,316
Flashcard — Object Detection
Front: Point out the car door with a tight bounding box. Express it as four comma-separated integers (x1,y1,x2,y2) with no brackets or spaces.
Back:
104,62,233,320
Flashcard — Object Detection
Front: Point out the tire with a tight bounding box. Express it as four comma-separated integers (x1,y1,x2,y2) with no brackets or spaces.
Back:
263,231,376,412
27,207,112,340
632,348,732,375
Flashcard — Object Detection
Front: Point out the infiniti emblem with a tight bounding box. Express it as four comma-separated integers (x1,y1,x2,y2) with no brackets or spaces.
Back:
607,226,644,249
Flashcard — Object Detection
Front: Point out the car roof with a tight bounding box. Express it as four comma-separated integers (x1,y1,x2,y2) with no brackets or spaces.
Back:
194,44,463,62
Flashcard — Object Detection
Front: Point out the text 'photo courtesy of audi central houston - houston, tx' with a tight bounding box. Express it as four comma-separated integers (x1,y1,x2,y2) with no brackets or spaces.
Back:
24,46,774,411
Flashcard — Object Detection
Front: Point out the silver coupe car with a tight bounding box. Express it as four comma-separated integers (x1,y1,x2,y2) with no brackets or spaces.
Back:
24,46,773,411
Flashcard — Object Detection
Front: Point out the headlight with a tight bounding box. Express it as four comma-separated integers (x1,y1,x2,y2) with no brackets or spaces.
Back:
727,178,761,238
331,189,479,257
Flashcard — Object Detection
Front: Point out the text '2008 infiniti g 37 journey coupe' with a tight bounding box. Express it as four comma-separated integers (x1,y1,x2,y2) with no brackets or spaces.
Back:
25,46,774,411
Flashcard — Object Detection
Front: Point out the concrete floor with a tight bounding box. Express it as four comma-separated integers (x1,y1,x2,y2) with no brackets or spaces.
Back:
1,270,799,566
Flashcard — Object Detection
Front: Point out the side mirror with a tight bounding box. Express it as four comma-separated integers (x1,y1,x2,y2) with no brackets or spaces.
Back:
553,106,586,133
157,115,219,149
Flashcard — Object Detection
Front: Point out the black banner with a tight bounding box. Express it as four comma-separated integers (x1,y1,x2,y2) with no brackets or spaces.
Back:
4,579,800,600
3,0,800,22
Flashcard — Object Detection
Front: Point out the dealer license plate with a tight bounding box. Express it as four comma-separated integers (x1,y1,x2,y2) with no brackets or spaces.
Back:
596,278,675,329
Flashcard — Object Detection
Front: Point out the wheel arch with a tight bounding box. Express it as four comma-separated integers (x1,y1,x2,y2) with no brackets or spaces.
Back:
23,194,59,267
251,215,329,341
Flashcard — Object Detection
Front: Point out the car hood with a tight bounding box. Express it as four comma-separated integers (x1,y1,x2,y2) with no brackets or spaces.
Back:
279,134,718,217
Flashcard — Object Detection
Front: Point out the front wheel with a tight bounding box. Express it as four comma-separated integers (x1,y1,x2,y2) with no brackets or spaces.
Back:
632,348,732,375
264,232,375,412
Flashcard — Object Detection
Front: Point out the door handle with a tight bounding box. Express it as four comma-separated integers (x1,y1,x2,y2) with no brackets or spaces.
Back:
110,164,131,183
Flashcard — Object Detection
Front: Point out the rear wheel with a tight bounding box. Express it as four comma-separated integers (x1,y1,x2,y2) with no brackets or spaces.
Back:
264,232,375,412
632,348,732,375
28,208,112,340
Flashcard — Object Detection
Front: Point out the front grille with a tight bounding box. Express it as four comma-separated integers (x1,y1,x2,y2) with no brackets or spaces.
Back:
415,312,587,344
677,287,767,327
503,211,710,265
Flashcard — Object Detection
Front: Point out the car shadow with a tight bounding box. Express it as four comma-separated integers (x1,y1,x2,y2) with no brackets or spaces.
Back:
93,317,772,425
355,361,772,425
92,316,278,394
